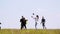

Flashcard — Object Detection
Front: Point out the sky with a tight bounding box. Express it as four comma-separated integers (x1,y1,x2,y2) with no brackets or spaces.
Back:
0,0,60,29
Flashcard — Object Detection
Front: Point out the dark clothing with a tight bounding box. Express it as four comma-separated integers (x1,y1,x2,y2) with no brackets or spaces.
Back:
0,23,1,29
0,23,1,24
41,17,46,29
20,18,27,29
41,18,45,26
21,23,26,29
42,22,45,26
20,18,25,24
41,19,45,23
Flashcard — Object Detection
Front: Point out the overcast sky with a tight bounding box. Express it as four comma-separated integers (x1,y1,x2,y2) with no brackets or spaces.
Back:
0,0,60,29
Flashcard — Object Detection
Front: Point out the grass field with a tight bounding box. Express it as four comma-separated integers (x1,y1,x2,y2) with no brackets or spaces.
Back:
0,29,60,34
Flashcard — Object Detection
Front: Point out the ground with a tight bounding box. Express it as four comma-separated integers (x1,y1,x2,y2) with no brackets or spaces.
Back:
0,29,60,34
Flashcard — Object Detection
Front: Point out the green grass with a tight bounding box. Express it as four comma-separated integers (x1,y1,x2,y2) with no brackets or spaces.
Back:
0,29,60,34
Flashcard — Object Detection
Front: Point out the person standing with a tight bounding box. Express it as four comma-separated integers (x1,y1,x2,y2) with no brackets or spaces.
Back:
41,16,46,29
35,15,39,29
0,22,1,29
20,16,27,30
31,13,39,29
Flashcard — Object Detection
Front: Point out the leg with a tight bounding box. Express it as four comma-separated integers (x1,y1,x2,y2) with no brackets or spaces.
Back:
23,24,27,29
43,26,44,29
0,27,1,30
44,25,46,29
21,24,23,30
43,23,46,29
24,24,27,29
35,22,37,29
42,23,44,29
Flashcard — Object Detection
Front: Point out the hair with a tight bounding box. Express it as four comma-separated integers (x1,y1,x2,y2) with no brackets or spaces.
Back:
36,15,39,18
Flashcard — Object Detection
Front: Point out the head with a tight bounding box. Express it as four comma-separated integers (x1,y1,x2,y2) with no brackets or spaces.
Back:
22,16,23,18
21,16,25,18
36,15,39,17
36,15,39,18
21,16,25,19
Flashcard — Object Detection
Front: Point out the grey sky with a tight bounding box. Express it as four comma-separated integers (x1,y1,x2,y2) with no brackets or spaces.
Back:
0,0,60,29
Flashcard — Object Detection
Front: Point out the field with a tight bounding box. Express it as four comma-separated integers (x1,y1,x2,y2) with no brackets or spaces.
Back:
0,29,60,34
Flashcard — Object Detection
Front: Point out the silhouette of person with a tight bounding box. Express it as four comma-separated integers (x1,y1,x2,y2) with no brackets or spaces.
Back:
0,22,1,29
20,16,27,29
0,22,1,24
31,13,39,29
41,16,46,29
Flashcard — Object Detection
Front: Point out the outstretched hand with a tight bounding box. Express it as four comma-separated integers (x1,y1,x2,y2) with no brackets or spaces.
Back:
31,16,33,18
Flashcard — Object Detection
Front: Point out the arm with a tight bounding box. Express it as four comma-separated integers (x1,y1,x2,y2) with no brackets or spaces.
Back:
20,19,22,22
40,19,42,24
31,16,36,19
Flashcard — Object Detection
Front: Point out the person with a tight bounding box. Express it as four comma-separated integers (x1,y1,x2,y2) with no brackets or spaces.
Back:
35,15,39,29
0,23,1,24
41,16,46,29
0,22,1,29
31,13,39,29
20,16,27,30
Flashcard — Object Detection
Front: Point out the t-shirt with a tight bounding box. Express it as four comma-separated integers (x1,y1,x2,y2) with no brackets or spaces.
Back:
41,19,45,23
